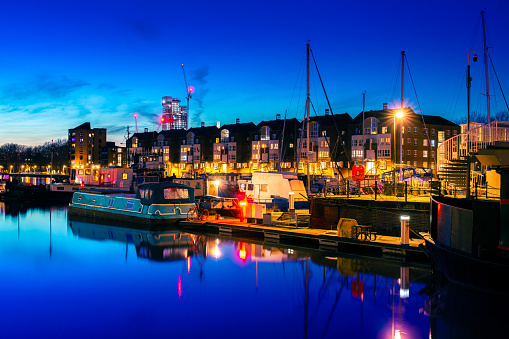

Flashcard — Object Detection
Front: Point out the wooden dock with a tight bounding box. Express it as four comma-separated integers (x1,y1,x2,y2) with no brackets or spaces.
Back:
180,217,428,261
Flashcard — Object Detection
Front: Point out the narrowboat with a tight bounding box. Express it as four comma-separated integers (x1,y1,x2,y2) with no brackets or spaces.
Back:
68,182,195,225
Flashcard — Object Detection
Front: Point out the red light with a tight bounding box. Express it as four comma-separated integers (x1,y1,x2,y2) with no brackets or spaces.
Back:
181,63,184,67
134,114,137,118
238,243,247,261
161,117,165,122
178,276,182,300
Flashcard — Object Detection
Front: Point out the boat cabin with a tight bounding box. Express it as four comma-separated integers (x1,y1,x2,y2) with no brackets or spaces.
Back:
136,182,195,205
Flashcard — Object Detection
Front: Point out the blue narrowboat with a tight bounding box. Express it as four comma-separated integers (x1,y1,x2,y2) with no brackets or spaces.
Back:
68,182,195,225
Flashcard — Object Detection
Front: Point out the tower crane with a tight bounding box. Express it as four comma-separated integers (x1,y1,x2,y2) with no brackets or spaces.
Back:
181,63,193,128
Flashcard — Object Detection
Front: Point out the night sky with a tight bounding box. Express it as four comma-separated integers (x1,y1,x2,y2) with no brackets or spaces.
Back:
1,0,508,146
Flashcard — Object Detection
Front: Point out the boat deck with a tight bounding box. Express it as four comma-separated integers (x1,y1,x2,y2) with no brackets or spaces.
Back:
181,217,427,261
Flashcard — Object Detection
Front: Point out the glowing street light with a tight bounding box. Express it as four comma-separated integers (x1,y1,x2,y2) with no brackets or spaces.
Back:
395,110,405,182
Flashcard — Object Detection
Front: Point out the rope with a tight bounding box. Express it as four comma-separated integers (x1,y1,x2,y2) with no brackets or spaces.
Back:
405,56,437,170
489,53,509,112
309,48,351,174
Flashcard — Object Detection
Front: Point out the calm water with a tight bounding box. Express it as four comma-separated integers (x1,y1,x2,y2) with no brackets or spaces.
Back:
0,201,505,339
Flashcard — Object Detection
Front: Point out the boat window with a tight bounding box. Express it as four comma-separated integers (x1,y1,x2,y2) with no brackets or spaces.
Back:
108,198,115,207
126,201,134,210
247,184,254,191
164,188,189,200
261,184,268,192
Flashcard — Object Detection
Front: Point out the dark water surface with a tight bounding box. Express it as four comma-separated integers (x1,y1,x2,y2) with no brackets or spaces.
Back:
0,201,504,339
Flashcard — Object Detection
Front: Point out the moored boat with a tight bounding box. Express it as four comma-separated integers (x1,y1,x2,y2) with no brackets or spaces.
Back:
421,145,509,296
68,182,195,225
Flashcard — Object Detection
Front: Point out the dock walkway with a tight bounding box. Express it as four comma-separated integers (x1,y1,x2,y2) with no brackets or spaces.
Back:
180,217,427,261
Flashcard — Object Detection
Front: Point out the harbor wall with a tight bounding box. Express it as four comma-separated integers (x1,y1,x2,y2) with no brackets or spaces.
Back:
310,197,430,237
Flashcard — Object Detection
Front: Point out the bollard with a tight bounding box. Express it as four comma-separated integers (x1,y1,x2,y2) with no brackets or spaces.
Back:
375,180,378,200
399,267,410,298
289,192,295,210
404,181,408,202
347,181,350,199
400,215,410,245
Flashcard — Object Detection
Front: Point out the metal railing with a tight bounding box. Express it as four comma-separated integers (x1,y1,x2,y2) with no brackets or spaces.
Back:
438,121,509,169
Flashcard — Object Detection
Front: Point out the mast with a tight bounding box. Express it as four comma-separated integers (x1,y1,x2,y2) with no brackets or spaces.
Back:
482,10,491,124
306,42,310,194
400,51,405,182
362,91,366,162
278,111,286,172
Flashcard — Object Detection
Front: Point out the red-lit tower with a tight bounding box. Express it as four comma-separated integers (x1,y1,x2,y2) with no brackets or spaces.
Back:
161,96,188,130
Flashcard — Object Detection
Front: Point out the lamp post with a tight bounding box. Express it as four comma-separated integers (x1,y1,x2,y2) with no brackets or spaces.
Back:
466,50,477,199
396,111,404,182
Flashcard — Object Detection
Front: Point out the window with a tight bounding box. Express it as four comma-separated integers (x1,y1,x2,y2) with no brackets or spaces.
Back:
423,139,428,147
407,138,411,144
407,150,411,156
261,126,270,140
432,129,435,136
414,150,417,157
446,130,450,137
424,128,428,135
438,131,445,143
407,127,411,132
414,127,418,135
431,140,436,147
382,126,388,133
164,188,189,200
414,139,418,146
423,150,428,158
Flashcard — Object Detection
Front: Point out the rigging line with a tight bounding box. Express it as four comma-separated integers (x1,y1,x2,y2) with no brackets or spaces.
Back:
309,48,351,167
489,53,509,112
312,66,321,116
385,57,401,105
288,54,306,119
309,99,340,166
405,56,436,167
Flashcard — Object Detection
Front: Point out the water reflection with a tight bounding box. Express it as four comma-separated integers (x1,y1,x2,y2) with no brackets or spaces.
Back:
66,214,432,339
2,201,506,338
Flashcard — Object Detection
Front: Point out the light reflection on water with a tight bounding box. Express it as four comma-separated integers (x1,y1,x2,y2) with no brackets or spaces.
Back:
5,201,497,339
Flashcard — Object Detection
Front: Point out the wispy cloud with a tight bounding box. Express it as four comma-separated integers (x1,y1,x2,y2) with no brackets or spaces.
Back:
0,75,160,146
2,74,89,103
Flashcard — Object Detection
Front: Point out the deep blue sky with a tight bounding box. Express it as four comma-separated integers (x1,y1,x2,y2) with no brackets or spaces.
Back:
1,0,508,146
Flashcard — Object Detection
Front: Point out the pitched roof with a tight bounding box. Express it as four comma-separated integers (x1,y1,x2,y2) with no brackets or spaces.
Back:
73,122,91,130
220,122,256,134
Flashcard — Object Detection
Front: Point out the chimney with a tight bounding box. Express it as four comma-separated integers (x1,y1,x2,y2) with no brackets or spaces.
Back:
383,103,388,110
276,114,281,120
325,109,330,115
236,118,240,124
201,122,205,127
144,128,148,133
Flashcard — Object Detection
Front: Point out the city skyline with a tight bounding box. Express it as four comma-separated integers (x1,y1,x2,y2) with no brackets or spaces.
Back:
1,0,509,147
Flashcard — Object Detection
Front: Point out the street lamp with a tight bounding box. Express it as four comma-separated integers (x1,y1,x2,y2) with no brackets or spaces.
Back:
396,111,404,182
395,110,404,182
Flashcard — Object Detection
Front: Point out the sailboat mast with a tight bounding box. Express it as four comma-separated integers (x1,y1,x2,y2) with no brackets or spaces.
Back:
278,111,286,172
306,42,310,194
482,10,491,124
362,91,365,163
